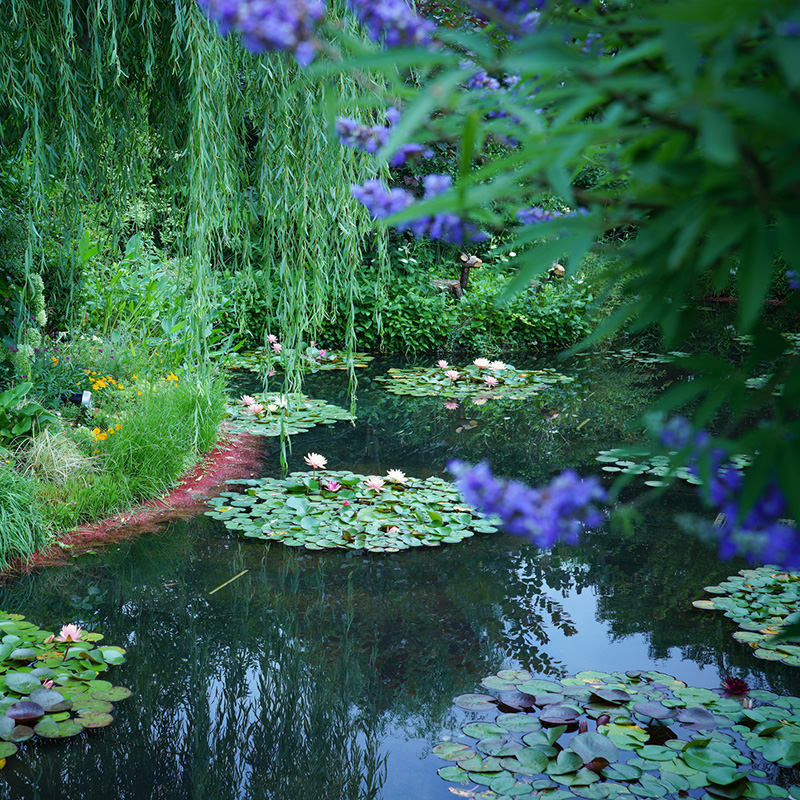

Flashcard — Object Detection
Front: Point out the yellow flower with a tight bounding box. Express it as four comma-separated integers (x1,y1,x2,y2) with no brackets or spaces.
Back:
137,390,142,396
115,423,122,430
132,374,137,380
165,372,178,383
97,432,108,441
51,356,59,365
92,428,101,436
117,383,124,389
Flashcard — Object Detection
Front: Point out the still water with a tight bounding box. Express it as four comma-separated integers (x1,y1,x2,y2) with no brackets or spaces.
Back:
1,356,797,799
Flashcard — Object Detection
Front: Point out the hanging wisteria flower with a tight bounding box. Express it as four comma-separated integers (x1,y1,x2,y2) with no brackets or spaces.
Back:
449,460,607,548
363,475,386,492
336,109,433,166
437,360,449,368
304,452,327,470
386,469,408,484
196,0,326,65
55,624,83,643
787,270,800,290
351,180,415,219
464,0,545,32
659,416,800,568
347,0,435,47
445,370,460,380
473,357,491,368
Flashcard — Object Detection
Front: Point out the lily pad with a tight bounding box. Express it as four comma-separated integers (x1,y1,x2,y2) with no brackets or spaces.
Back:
225,392,351,437
455,693,498,711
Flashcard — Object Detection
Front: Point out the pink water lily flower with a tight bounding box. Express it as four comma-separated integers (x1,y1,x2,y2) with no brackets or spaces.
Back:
324,480,341,492
247,403,265,415
445,370,460,380
271,342,282,354
319,349,327,357
42,679,54,689
437,360,448,368
267,369,276,377
444,400,459,410
483,375,499,387
266,334,278,344
473,358,491,369
363,476,385,492
386,526,400,533
240,394,256,406
55,624,83,643
304,452,327,470
342,500,350,506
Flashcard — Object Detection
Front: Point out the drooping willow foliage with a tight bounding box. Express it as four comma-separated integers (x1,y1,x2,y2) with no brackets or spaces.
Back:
0,0,387,382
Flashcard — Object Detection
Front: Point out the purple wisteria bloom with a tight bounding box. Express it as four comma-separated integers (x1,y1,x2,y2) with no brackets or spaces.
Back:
661,416,800,569
465,0,545,32
196,0,326,65
336,109,433,165
449,460,607,547
351,174,486,243
347,0,435,47
787,270,800,290
516,205,587,224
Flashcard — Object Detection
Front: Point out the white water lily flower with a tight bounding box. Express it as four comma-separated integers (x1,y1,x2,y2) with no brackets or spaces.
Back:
386,469,408,484
304,452,327,470
489,360,507,371
473,358,491,369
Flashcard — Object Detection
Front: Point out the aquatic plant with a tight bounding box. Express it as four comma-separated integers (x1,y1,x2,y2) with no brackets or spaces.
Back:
206,468,498,552
378,361,573,400
693,566,800,667
224,392,351,437
433,669,800,798
223,346,373,374
0,610,131,769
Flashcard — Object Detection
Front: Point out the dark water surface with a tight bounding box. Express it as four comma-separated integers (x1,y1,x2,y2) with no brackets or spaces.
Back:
1,355,798,799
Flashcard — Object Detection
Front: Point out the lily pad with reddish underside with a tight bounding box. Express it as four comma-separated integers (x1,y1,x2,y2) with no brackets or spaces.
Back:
225,392,352,437
0,610,131,769
693,565,800,666
377,362,574,401
432,669,800,799
206,469,498,552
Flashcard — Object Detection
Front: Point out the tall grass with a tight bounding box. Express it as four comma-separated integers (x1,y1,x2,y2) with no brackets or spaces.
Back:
0,465,51,568
37,375,227,531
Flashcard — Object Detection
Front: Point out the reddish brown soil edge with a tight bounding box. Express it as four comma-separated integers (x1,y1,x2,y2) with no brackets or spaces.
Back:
7,428,268,574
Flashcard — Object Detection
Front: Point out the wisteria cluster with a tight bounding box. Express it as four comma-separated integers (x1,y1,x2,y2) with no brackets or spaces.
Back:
196,0,326,65
465,0,546,32
516,205,587,224
660,416,799,569
351,174,486,243
787,270,800,290
346,0,435,47
448,460,607,548
335,108,433,166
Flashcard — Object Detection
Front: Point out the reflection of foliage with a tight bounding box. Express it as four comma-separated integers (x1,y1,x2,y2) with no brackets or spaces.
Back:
694,567,800,667
435,669,800,798
225,392,352,436
0,611,129,769
207,470,498,551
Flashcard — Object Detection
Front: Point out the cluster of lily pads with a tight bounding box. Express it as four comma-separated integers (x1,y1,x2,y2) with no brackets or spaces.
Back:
378,359,573,400
601,349,689,366
595,450,751,488
0,611,130,769
434,668,800,800
223,340,372,374
693,567,800,667
225,392,352,436
206,464,498,552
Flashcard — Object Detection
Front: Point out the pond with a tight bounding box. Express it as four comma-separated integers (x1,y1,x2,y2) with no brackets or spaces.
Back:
1,355,798,799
